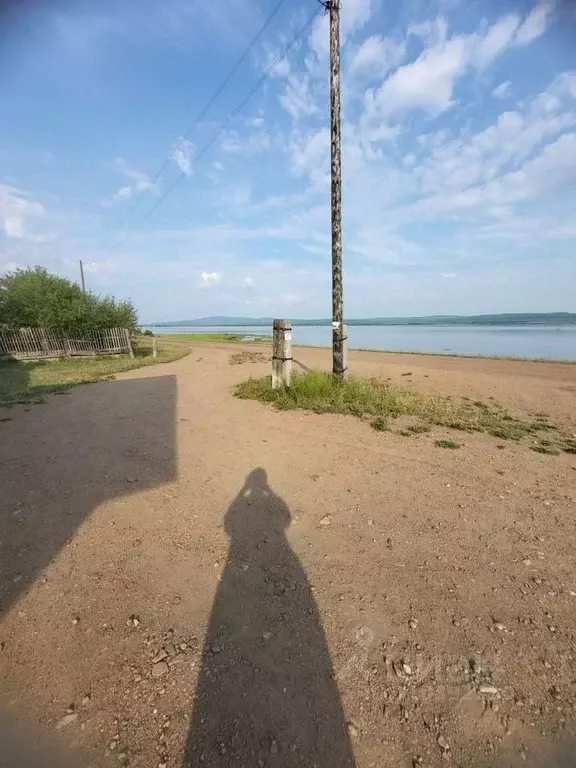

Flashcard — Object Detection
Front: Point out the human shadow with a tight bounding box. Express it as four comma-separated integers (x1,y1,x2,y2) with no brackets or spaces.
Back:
184,468,355,767
0,374,177,616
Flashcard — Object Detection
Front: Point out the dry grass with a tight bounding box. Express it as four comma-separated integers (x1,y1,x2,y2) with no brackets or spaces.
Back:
229,351,269,365
0,343,189,406
236,370,569,449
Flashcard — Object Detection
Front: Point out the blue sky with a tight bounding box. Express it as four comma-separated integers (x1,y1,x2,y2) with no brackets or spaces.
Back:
1,0,575,321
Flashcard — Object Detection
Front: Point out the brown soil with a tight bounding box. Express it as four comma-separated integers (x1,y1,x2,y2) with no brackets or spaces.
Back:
1,343,575,768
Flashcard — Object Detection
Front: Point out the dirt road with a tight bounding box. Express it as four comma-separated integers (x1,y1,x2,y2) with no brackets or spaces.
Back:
1,344,575,767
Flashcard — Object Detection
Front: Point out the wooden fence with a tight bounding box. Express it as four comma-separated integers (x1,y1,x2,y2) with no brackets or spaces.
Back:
0,328,133,361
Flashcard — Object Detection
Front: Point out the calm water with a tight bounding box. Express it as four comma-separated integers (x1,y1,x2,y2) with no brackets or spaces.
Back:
147,325,576,361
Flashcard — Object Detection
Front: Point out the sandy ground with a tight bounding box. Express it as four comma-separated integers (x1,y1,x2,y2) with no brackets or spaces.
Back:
0,343,575,768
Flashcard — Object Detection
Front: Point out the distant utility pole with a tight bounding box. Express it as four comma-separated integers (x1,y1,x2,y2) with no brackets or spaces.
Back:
79,259,86,293
326,0,347,380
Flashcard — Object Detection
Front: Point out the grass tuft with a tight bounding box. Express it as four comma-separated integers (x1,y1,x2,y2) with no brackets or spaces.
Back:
0,343,188,407
235,370,559,444
435,439,461,449
531,444,561,456
229,351,268,365
371,418,388,432
407,423,432,434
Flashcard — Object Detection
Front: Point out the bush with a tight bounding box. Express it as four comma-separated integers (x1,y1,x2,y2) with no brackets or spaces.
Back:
0,266,137,334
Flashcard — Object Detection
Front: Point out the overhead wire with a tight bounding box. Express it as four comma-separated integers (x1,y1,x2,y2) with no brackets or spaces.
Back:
102,0,287,247
111,4,323,246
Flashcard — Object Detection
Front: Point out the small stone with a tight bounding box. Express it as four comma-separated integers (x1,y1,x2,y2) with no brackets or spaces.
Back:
126,477,137,484
523,559,532,566
151,661,169,678
56,713,78,730
479,683,498,695
320,515,331,526
179,642,188,651
81,694,91,706
242,563,249,572
262,632,272,641
437,734,449,751
269,739,278,754
494,622,505,631
409,619,418,630
152,650,168,664
347,722,359,738
211,644,222,654
471,660,482,675
402,662,413,676
72,616,80,625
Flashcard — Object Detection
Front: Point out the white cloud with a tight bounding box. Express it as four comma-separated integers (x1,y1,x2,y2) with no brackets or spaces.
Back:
366,9,554,121
473,14,519,69
0,183,44,239
349,35,406,78
369,33,470,117
280,73,318,120
493,80,512,99
514,2,554,46
199,270,221,286
243,276,253,286
172,139,194,176
341,0,372,36
108,158,157,204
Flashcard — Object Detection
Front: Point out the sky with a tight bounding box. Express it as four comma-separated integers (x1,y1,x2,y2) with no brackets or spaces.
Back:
1,0,575,321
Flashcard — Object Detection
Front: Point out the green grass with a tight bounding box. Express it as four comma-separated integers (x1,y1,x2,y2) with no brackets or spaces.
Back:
371,418,388,432
156,332,270,343
435,439,461,449
235,370,568,447
406,423,432,434
0,343,189,407
531,444,561,456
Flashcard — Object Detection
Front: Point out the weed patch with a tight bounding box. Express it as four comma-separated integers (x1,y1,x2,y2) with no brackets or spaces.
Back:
435,440,461,449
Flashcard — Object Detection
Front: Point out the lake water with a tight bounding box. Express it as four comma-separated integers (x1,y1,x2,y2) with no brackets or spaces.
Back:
147,324,576,361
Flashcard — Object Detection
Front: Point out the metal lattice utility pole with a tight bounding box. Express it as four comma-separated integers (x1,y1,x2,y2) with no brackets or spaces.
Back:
328,0,347,379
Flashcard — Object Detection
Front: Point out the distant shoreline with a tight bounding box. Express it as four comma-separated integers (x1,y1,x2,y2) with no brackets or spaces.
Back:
146,313,576,329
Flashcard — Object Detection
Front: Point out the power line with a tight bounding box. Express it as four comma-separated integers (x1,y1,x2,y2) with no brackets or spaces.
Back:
103,0,287,247
124,6,322,236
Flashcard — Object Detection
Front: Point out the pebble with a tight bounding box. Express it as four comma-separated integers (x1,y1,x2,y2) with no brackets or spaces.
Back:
270,739,279,755
347,723,359,738
523,559,532,567
152,650,168,664
409,619,418,630
81,694,91,706
437,735,449,751
151,661,169,678
479,683,498,695
402,663,413,676
56,713,78,730
320,515,332,526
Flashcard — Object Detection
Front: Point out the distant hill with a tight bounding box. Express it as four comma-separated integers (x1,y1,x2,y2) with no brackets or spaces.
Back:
147,313,576,327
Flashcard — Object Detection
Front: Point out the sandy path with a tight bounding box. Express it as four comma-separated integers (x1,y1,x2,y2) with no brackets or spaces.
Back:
0,344,575,767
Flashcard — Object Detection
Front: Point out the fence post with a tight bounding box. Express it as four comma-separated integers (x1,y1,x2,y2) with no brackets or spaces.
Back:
124,328,134,359
272,319,292,389
152,336,157,358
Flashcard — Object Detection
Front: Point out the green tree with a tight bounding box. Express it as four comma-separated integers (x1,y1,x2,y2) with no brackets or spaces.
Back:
0,266,138,334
